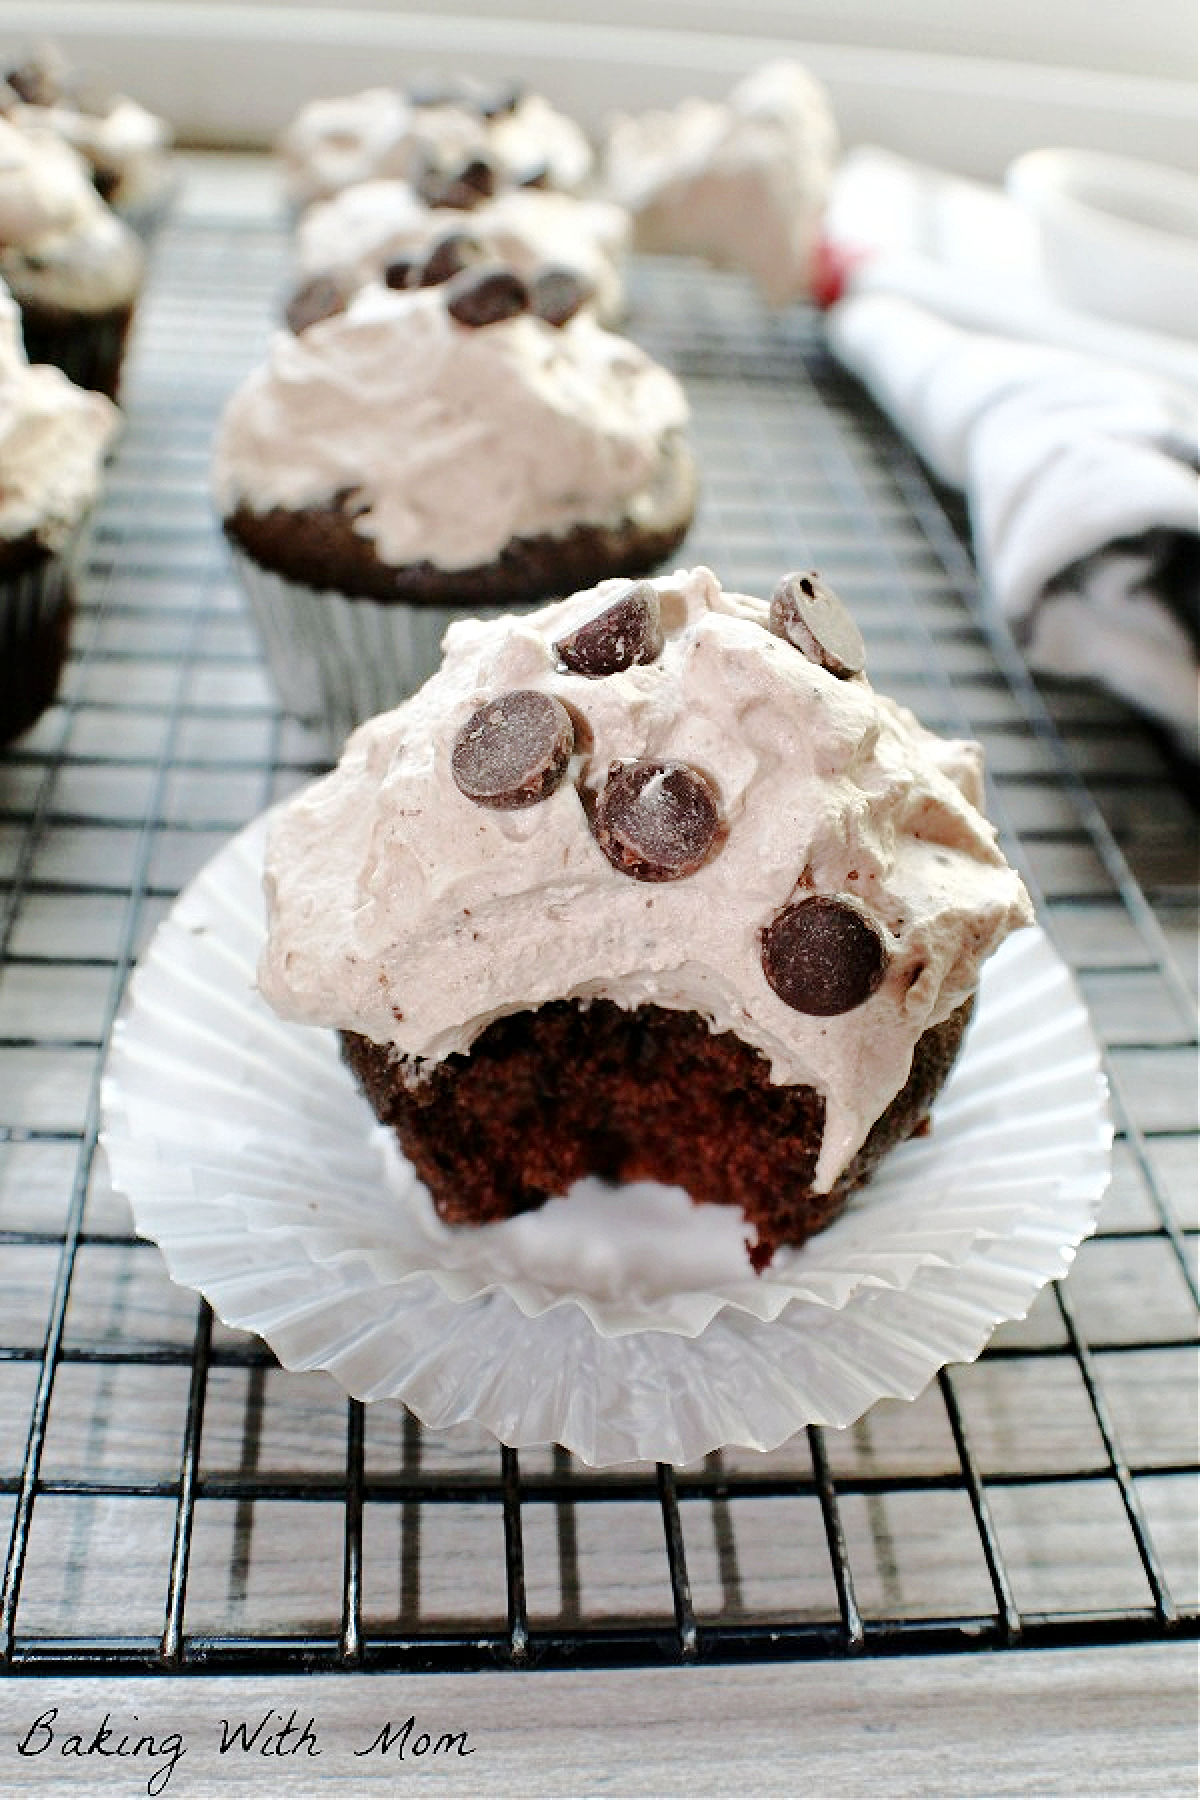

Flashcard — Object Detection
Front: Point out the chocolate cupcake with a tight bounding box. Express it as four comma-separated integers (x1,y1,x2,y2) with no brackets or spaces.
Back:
258,566,1034,1267
279,79,593,212
0,115,144,396
213,270,695,751
2,44,176,239
604,60,838,308
0,279,119,744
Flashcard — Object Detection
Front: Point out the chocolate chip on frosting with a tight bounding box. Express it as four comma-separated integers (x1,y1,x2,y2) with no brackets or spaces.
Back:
769,572,865,679
6,58,61,107
420,154,498,210
761,896,888,1015
417,231,485,287
383,255,416,290
445,264,530,327
593,761,721,881
285,274,348,334
529,266,593,327
554,583,665,677
451,690,574,808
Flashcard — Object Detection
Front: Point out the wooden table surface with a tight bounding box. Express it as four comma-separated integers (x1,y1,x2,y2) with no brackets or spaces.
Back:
0,1646,1196,1798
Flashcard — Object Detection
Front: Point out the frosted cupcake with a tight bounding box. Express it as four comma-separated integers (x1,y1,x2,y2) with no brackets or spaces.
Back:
604,61,838,307
213,267,695,751
280,78,593,212
291,178,631,326
2,44,176,238
0,114,144,396
0,277,119,743
259,565,1033,1266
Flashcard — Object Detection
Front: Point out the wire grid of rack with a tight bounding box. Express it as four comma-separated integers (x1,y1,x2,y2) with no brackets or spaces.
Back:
0,165,1196,1677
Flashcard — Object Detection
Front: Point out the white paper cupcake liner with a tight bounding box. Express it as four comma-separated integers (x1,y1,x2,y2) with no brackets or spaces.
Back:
100,810,1112,1466
228,548,512,755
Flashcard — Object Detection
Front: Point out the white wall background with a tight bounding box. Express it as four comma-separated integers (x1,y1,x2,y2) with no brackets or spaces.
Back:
2,0,1195,177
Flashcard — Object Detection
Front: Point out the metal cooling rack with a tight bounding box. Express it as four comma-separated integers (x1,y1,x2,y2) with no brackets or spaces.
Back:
0,169,1196,1677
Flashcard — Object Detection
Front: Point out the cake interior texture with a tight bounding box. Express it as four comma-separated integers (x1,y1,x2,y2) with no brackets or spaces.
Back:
340,995,974,1269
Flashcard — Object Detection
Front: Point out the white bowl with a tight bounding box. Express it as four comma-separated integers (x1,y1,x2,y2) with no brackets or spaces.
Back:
1006,148,1197,340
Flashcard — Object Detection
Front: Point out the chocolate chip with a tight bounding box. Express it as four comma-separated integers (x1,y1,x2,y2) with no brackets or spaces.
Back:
530,266,592,327
451,690,574,808
769,572,865,679
445,264,529,327
6,59,61,107
761,896,888,1015
285,274,347,334
383,254,416,289
421,155,498,210
459,156,497,196
416,231,484,287
592,761,721,881
554,583,664,677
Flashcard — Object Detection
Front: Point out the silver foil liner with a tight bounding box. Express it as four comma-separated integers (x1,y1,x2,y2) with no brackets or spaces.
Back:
229,547,513,755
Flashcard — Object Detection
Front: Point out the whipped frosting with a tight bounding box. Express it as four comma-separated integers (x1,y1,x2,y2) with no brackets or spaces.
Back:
280,87,593,209
0,117,143,310
296,181,631,324
604,61,838,307
260,567,1033,1191
0,277,119,547
212,281,692,570
10,95,170,183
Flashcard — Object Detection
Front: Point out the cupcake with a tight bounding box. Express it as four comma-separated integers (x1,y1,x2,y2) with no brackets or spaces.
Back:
258,565,1034,1267
0,114,144,396
2,43,176,238
213,269,695,750
279,78,593,212
292,177,631,326
0,277,119,744
603,60,838,307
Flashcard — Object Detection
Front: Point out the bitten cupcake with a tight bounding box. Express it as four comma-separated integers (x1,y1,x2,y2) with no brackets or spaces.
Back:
0,277,119,744
213,267,695,750
0,114,144,396
604,60,838,307
291,178,631,326
279,78,593,212
258,566,1033,1268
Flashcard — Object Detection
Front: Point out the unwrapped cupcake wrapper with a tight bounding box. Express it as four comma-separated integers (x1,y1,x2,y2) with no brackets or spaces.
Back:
99,811,1113,1467
0,534,80,745
18,302,135,401
229,548,515,756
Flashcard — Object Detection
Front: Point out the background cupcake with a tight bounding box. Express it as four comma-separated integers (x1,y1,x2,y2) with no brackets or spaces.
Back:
213,266,695,752
292,177,631,326
2,41,176,239
0,113,144,396
279,77,593,212
0,277,119,743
